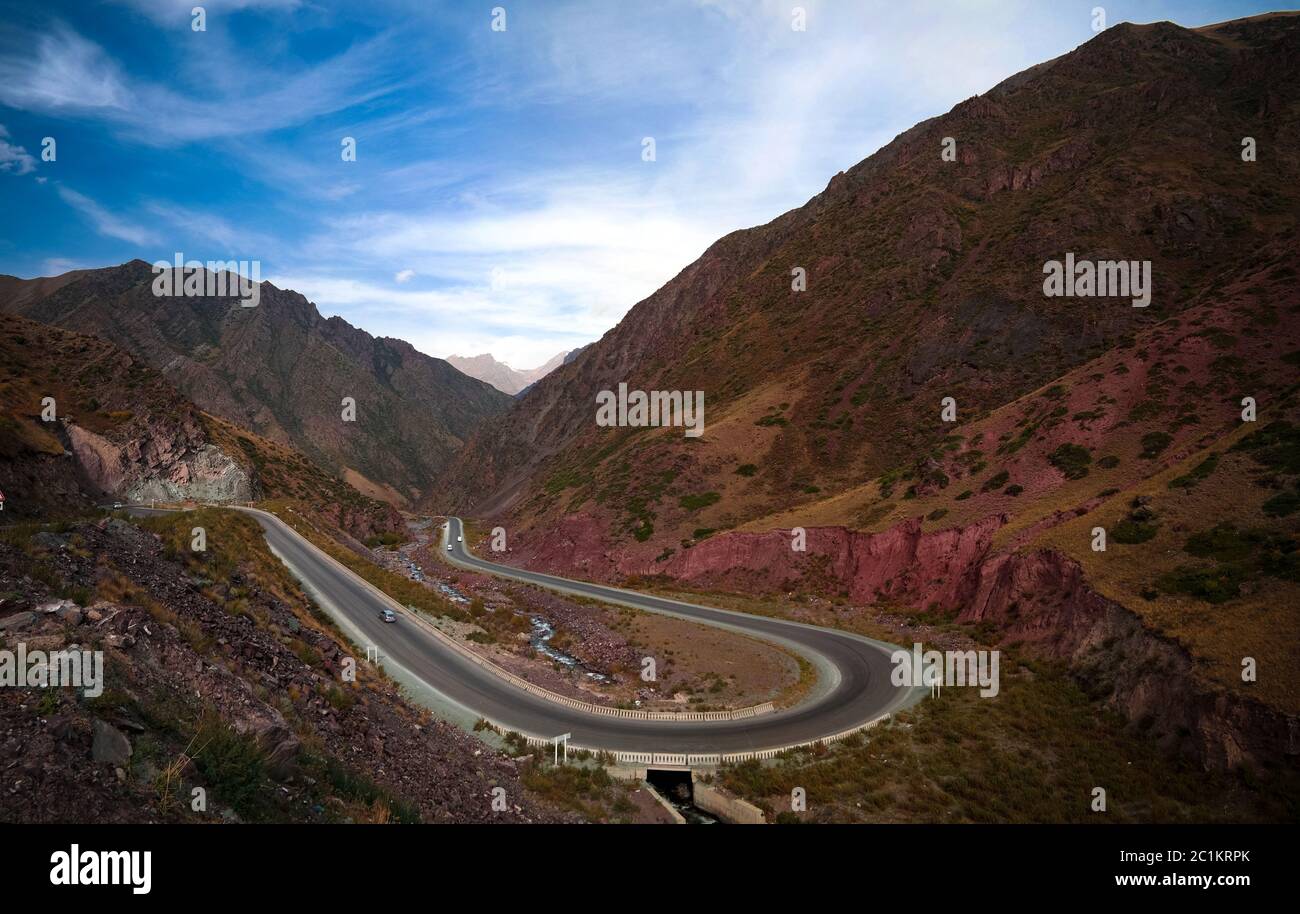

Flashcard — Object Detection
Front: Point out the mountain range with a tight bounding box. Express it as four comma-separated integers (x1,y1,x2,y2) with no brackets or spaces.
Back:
436,16,1300,540
0,12,1296,780
0,261,511,507
447,350,577,396
426,14,1300,770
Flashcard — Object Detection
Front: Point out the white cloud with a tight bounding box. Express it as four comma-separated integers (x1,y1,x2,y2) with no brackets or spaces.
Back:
56,186,157,246
0,125,37,175
0,26,131,113
262,0,1055,368
0,23,401,145
12,0,1092,364
270,169,724,366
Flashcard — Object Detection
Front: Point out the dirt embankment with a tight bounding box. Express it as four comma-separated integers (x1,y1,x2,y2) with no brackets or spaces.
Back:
0,515,573,824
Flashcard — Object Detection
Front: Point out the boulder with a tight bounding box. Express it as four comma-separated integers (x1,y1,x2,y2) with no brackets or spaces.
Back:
0,612,36,631
91,719,132,768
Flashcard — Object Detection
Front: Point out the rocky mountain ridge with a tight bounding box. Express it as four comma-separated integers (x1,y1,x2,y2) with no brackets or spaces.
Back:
0,261,512,506
447,350,575,396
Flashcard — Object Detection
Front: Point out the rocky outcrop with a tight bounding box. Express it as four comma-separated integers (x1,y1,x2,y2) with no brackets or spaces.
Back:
91,720,132,768
631,516,1006,608
1,317,399,525
510,513,1006,610
65,423,253,503
964,549,1298,770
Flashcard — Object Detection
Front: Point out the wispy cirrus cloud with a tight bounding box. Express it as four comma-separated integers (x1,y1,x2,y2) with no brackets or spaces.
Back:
0,20,403,145
0,25,131,113
56,186,157,246
256,0,1058,365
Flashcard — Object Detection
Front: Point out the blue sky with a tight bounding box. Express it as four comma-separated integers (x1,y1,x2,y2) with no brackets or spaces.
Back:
0,0,1278,367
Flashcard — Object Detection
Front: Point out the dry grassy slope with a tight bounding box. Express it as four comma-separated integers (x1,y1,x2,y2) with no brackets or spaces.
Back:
439,15,1300,551
1,316,201,447
200,413,404,541
0,316,403,538
742,242,1300,712
1,315,213,514
0,261,512,506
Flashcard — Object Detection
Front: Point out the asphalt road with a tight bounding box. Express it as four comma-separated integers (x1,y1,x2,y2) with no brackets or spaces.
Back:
131,506,922,757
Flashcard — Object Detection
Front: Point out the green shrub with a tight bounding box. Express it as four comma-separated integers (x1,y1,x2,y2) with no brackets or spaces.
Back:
1230,421,1300,474
1112,519,1158,544
679,492,721,511
1139,432,1173,460
981,470,1010,492
1168,453,1219,489
193,717,268,819
1049,443,1092,479
1156,564,1246,604
1184,524,1255,562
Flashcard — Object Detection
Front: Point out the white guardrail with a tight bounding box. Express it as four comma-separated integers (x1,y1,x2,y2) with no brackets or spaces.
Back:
240,505,777,724
504,711,893,768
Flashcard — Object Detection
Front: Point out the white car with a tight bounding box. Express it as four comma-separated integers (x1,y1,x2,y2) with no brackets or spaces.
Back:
379,609,396,623
457,535,463,543
446,543,452,551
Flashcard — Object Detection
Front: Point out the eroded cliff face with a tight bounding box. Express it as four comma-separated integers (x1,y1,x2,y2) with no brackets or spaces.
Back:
64,422,253,504
964,549,1298,771
505,514,1296,772
508,514,1005,604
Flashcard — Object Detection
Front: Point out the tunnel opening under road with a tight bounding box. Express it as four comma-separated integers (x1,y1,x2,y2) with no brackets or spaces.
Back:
645,769,718,824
